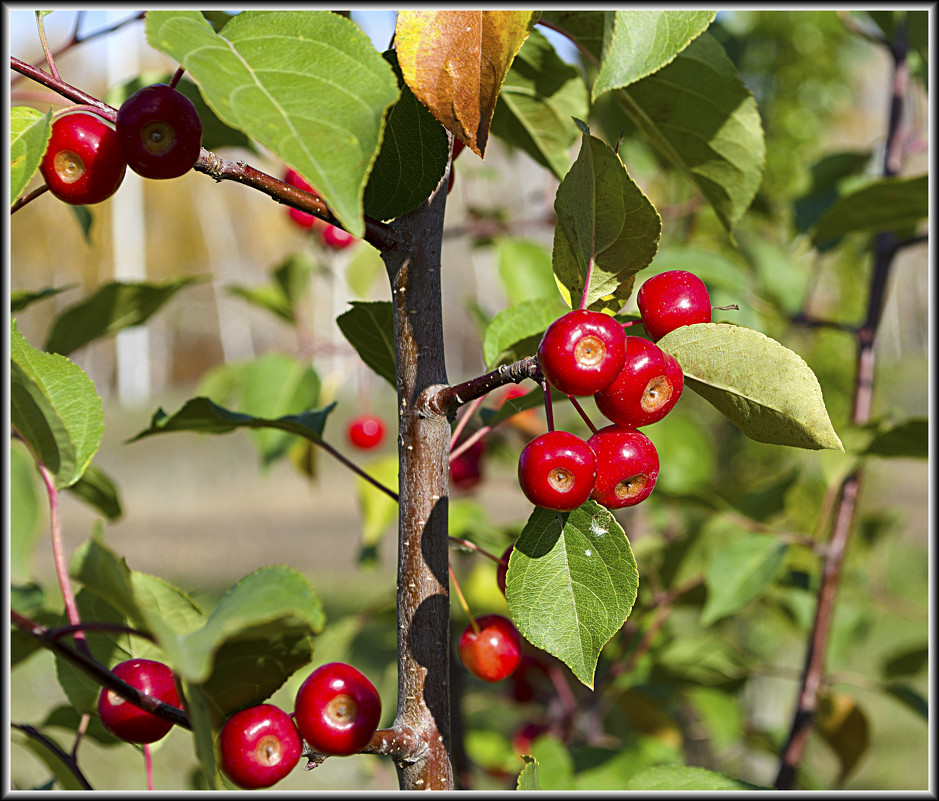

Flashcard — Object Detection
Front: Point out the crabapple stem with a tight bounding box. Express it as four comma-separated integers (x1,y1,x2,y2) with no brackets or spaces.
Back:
36,462,87,654
566,395,599,435
35,11,60,80
449,395,485,450
447,537,503,564
543,381,556,432
712,304,739,311
448,565,479,636
619,319,641,329
449,425,489,463
168,66,185,89
11,183,50,214
144,744,154,791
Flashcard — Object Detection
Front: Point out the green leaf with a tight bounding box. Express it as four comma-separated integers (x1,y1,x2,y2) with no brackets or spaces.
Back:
40,705,119,746
69,205,94,243
881,644,928,680
145,9,399,237
517,755,542,790
482,298,567,370
11,106,52,206
197,353,322,467
10,318,103,489
659,323,844,451
812,174,928,244
861,417,927,459
175,565,324,686
11,285,76,313
592,10,716,97
355,456,399,569
490,29,590,180
226,252,315,325
627,765,767,790
10,444,42,583
494,236,559,305
880,681,928,721
129,397,336,446
700,532,788,626
63,462,122,520
345,243,387,299
363,50,449,222
615,33,765,235
552,130,661,312
528,735,575,789
44,277,204,356
336,301,397,388
794,150,872,238
506,502,639,688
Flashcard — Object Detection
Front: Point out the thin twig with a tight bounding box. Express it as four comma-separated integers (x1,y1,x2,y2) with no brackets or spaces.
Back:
11,723,94,790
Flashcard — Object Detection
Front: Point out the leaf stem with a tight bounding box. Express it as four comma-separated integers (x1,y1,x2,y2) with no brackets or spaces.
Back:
447,536,503,564
36,462,87,655
11,184,50,214
35,12,60,80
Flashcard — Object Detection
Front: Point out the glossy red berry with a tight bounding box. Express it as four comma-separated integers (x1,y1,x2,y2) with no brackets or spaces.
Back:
347,414,385,450
116,84,202,179
450,438,485,490
320,224,356,250
40,112,126,205
459,615,522,683
218,704,301,789
496,544,513,595
517,431,597,512
294,663,381,756
97,658,180,744
587,425,659,509
637,270,711,341
594,336,684,428
283,168,321,230
507,653,551,703
537,310,626,396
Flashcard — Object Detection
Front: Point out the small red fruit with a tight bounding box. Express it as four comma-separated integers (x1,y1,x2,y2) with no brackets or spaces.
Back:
116,83,202,179
587,425,660,509
636,270,712,341
594,336,684,428
320,224,356,250
294,663,381,757
40,112,126,205
347,414,385,450
517,431,597,512
97,658,180,744
537,310,626,396
283,168,321,230
458,614,522,683
218,704,301,789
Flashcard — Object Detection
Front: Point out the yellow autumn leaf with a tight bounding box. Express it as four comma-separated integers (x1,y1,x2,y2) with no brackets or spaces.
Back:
395,10,540,158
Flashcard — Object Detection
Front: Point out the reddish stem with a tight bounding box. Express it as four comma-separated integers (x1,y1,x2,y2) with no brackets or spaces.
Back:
449,565,479,636
566,395,599,435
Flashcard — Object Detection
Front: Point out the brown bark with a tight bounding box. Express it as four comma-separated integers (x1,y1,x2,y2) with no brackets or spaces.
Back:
380,169,455,790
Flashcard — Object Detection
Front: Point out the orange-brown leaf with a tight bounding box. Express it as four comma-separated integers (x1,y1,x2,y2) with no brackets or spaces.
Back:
395,10,539,158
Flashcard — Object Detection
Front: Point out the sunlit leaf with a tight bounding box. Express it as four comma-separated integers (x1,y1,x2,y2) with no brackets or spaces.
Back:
659,323,844,451
11,319,103,489
146,9,399,236
592,10,715,97
552,129,661,312
506,502,638,688
11,106,52,206
395,10,540,157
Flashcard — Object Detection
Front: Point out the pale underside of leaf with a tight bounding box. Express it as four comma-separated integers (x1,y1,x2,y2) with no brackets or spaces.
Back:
659,323,843,451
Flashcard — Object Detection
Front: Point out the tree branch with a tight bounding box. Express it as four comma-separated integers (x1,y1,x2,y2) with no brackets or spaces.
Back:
774,16,910,789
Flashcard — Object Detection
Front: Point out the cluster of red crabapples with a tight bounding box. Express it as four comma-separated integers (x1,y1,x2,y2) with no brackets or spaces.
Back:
40,83,203,205
517,270,712,514
96,658,381,789
283,168,357,250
